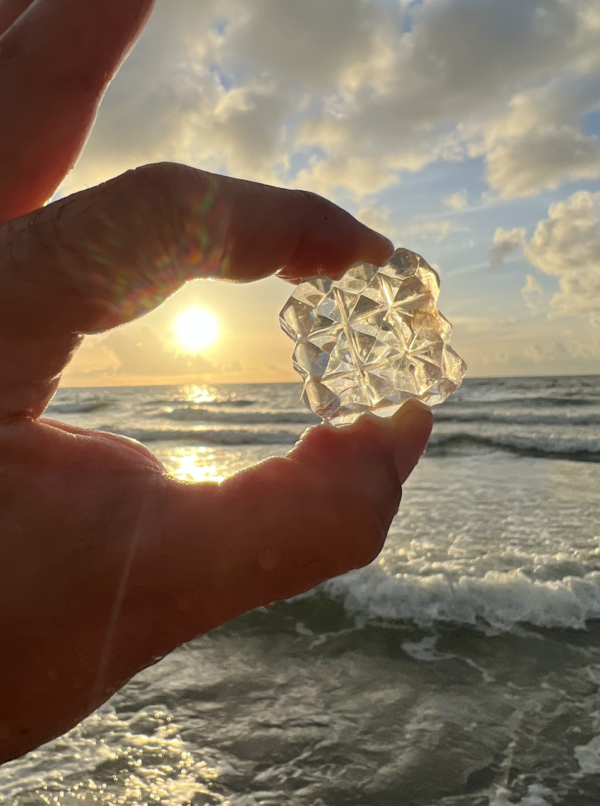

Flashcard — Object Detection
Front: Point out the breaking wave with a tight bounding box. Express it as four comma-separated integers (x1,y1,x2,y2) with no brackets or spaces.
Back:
317,565,600,632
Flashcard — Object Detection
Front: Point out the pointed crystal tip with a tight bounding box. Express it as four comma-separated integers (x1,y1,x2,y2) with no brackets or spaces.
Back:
279,248,467,426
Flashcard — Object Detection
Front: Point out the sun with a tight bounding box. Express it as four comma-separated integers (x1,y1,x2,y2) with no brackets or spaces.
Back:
174,308,219,352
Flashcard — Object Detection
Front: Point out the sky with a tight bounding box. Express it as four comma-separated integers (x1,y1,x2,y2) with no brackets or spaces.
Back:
59,0,600,387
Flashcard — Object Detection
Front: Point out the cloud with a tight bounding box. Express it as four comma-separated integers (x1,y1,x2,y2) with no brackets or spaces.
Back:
522,274,545,311
452,312,600,377
443,191,468,212
483,119,600,200
223,0,390,88
524,190,600,314
61,0,290,193
222,360,244,374
62,336,119,380
356,206,392,235
106,327,214,377
401,219,463,243
60,0,600,203
489,227,527,268
294,152,433,198
293,0,600,197
355,210,464,249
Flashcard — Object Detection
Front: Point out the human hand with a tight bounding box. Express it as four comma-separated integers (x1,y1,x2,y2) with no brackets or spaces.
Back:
0,0,433,763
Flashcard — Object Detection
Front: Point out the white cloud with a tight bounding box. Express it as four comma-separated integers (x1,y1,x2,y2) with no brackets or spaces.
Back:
485,129,600,199
292,0,600,197
60,0,600,203
356,207,463,244
474,75,600,197
489,227,527,268
61,0,291,193
356,205,392,235
443,191,468,212
524,190,600,314
223,0,391,88
107,327,214,377
522,274,545,311
400,219,463,243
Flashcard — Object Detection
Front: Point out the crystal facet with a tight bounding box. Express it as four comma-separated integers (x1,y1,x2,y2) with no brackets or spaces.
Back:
279,248,467,425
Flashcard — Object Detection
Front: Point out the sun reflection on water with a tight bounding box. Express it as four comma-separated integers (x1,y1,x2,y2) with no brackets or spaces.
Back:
166,447,226,484
18,708,231,806
186,385,220,405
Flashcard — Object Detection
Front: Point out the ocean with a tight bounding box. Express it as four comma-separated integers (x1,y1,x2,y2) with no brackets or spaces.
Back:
2,376,600,806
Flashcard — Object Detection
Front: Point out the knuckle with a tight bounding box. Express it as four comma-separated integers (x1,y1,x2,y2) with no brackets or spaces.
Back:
124,162,199,210
292,422,345,458
127,162,176,197
350,413,383,442
293,189,338,219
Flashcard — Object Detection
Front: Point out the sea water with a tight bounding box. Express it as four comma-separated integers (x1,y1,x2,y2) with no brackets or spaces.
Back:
2,376,600,805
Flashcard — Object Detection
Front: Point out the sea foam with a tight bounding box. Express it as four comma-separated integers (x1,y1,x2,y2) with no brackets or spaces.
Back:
321,564,600,632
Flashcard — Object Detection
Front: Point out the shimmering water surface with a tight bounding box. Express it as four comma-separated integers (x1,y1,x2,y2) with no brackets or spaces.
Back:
3,377,600,805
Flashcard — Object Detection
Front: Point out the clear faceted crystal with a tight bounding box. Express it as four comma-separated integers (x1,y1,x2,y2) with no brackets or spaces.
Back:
279,248,467,425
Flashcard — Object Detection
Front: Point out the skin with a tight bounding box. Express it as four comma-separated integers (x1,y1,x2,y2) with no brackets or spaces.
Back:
0,0,433,764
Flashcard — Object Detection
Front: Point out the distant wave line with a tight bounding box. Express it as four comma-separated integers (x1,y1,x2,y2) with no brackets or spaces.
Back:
97,425,300,445
447,395,600,408
47,400,112,414
91,425,600,459
434,411,600,426
141,398,256,408
428,433,600,463
157,407,319,425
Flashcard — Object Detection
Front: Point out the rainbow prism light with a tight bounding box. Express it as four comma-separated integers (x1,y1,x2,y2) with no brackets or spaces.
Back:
279,248,467,426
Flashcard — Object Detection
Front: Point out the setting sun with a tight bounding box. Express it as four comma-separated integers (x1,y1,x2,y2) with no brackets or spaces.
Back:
174,308,219,352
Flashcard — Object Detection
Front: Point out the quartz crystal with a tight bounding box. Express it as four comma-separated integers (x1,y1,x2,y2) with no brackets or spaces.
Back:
279,248,467,426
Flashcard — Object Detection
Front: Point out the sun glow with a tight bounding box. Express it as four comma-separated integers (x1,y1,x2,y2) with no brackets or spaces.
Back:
174,308,219,352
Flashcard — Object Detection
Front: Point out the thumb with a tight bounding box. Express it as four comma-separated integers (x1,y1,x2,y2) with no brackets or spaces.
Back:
151,400,433,644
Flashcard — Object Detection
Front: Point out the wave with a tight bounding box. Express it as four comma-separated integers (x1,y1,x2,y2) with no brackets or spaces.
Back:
158,407,318,425
434,411,600,427
448,395,600,409
428,432,600,463
47,400,111,414
98,425,299,445
316,565,600,632
142,397,256,408
92,424,600,458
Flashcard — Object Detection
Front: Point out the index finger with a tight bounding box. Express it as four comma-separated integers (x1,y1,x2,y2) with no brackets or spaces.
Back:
0,163,393,419
0,163,394,339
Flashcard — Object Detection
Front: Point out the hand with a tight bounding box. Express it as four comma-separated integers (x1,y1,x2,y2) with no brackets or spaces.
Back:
0,0,433,763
